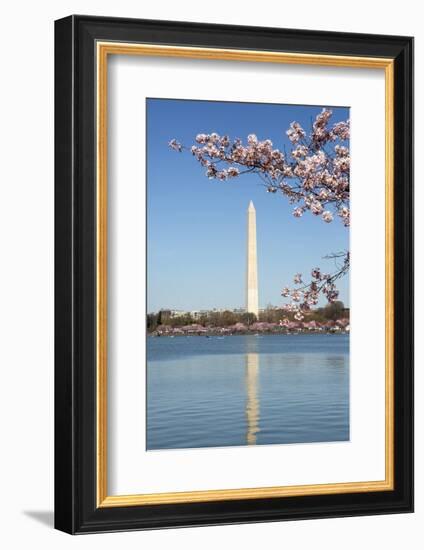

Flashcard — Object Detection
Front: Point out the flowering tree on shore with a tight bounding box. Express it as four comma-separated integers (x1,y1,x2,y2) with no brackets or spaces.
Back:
169,108,350,320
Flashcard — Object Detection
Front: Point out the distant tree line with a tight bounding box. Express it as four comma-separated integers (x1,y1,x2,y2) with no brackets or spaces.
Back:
259,300,347,323
147,302,348,332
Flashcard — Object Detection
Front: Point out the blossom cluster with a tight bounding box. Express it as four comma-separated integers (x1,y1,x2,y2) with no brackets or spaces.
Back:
281,252,349,318
169,109,350,227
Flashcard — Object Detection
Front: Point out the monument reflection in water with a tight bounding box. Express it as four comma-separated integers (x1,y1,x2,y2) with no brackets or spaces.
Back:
245,338,260,445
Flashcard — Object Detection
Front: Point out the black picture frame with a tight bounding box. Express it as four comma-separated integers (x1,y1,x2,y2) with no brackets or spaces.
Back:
55,14,414,534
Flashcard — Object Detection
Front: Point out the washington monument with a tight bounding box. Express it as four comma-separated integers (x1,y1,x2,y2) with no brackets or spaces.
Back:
246,200,259,317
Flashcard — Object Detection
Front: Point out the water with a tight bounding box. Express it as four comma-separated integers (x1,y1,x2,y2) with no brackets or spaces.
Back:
146,334,349,450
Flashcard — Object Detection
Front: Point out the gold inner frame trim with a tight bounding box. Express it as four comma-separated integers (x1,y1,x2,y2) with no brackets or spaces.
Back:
96,42,395,508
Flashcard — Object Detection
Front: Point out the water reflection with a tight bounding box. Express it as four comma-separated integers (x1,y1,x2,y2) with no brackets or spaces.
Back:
245,338,260,445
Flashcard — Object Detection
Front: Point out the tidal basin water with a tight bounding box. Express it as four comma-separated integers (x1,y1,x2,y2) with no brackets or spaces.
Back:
146,334,349,450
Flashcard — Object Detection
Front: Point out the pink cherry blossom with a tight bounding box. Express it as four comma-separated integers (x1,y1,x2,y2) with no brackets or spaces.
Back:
322,210,333,223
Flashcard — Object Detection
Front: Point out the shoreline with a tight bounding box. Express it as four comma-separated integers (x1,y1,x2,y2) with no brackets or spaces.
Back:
148,330,349,337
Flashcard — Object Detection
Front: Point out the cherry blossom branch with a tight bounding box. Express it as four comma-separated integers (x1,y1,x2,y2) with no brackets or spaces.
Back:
281,252,349,320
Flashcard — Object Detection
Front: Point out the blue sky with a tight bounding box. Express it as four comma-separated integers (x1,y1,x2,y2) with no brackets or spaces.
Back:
147,98,349,312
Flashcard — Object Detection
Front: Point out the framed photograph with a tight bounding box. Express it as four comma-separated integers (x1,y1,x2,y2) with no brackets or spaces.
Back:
55,15,413,534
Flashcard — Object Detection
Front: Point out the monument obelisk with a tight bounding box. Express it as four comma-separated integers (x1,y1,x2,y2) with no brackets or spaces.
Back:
246,200,259,317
